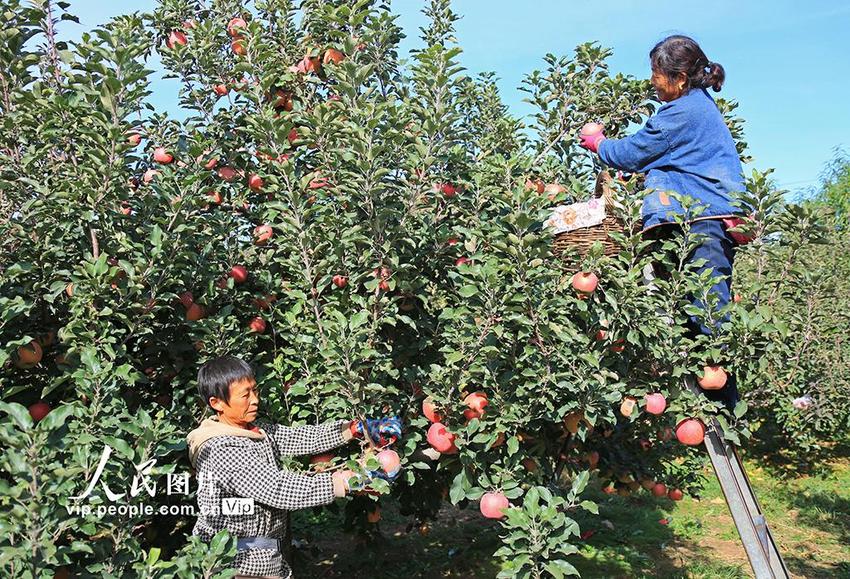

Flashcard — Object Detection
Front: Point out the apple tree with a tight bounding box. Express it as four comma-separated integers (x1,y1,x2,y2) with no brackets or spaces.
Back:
0,0,841,577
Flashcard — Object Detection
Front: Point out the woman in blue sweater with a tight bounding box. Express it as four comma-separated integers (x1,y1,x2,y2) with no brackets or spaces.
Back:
580,35,745,409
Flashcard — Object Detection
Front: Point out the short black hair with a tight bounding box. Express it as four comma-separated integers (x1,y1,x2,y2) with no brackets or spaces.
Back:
197,356,254,410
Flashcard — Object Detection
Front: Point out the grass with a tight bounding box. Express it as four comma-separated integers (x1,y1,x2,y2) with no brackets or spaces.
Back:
291,452,850,578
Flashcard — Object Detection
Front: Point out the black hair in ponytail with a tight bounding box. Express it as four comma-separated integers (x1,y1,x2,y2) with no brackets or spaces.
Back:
650,35,725,92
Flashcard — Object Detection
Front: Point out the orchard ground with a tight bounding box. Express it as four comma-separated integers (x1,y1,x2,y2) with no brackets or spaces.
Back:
291,450,850,578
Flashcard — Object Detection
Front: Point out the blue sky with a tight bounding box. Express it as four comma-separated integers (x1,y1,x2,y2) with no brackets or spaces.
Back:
63,0,849,195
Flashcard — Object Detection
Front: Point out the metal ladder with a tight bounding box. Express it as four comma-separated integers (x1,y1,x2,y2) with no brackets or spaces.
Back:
685,377,790,578
640,266,790,577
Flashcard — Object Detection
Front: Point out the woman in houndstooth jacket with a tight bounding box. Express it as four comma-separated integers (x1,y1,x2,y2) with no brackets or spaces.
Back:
187,356,402,579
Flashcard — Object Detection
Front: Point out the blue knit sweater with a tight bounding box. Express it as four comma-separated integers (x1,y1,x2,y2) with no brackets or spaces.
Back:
597,88,745,230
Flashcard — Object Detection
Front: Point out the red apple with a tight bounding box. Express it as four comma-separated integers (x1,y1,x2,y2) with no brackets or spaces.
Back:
563,411,584,435
581,122,603,137
422,398,443,423
571,271,599,294
645,393,667,415
609,339,625,353
463,392,488,420
247,174,264,192
231,39,247,56
254,225,273,245
229,265,248,284
490,432,506,449
207,191,223,205
28,401,51,422
332,275,348,289
455,257,470,267
525,179,545,194
288,127,299,145
594,329,607,341
522,457,539,473
376,449,401,475
227,17,247,37
676,418,705,446
143,169,158,183
185,303,205,321
295,55,320,74
14,341,43,368
367,507,381,523
544,183,566,200
619,396,637,417
178,291,194,308
153,147,173,164
196,152,218,169
698,365,727,390
479,491,509,519
668,488,684,501
119,202,132,216
127,133,142,146
270,89,293,111
310,453,334,471
213,84,229,96
373,267,391,279
218,166,238,181
440,183,457,197
165,30,187,49
253,294,277,310
249,317,267,333
447,237,459,246
652,483,667,497
426,422,457,453
308,177,329,190
323,48,345,65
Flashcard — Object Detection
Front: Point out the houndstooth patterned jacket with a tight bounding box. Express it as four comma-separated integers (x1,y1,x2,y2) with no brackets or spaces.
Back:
190,419,349,578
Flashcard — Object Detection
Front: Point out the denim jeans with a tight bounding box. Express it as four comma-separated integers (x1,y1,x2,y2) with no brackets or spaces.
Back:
647,218,739,409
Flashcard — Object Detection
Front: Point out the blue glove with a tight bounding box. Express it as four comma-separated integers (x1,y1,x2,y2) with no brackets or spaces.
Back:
369,467,401,483
347,469,398,493
354,416,403,445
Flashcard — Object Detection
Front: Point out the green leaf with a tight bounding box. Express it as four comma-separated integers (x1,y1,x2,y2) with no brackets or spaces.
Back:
146,547,161,566
103,436,133,459
349,311,369,329
0,402,33,431
149,224,163,251
546,559,579,576
210,530,232,555
579,500,598,514
570,470,589,497
38,404,75,431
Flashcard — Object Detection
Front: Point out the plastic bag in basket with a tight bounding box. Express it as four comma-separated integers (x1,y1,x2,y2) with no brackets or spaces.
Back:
545,197,607,235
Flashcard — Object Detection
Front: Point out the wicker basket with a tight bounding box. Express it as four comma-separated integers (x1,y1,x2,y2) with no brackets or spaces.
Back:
551,171,637,261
